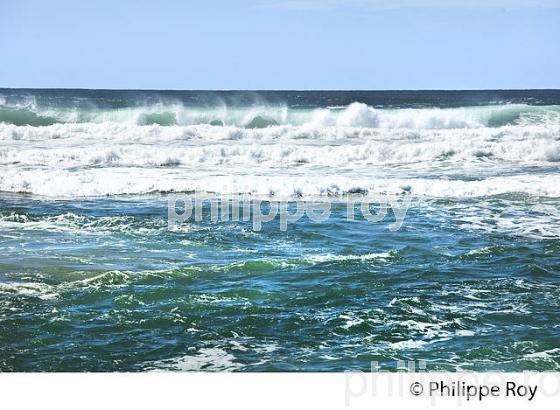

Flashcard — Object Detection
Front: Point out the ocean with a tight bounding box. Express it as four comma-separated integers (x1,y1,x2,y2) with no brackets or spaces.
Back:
0,89,559,371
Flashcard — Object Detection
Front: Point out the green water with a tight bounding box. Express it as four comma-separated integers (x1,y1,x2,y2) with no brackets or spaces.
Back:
1,196,559,371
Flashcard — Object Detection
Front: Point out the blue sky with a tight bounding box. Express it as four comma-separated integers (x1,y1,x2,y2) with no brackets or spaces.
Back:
1,0,559,89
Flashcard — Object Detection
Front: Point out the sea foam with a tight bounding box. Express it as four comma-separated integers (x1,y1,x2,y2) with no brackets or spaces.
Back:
1,101,559,198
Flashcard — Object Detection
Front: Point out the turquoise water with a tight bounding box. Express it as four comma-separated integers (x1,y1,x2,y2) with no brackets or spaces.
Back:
1,195,559,371
1,90,560,371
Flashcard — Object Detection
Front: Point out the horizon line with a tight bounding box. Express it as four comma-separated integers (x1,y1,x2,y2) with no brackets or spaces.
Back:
2,87,560,92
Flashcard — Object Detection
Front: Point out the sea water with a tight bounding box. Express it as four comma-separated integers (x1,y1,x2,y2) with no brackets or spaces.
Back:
0,89,559,371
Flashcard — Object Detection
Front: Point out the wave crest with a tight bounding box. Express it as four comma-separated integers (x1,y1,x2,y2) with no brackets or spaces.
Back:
1,100,560,129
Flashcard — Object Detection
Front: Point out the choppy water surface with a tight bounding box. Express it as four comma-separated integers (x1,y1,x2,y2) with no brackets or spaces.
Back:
1,89,559,371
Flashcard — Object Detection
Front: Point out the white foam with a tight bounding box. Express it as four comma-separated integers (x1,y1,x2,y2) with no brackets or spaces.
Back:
389,339,430,350
0,282,59,300
2,167,560,198
2,122,559,166
149,348,242,371
1,118,559,198
304,252,392,263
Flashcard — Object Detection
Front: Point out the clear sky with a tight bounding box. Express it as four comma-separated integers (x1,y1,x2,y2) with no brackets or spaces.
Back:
1,0,559,90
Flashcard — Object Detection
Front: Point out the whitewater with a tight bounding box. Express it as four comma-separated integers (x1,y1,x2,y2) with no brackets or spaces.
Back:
1,92,560,198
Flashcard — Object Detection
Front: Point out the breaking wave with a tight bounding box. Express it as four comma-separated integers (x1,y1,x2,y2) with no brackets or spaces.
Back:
1,120,559,198
2,94,559,199
1,101,560,128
